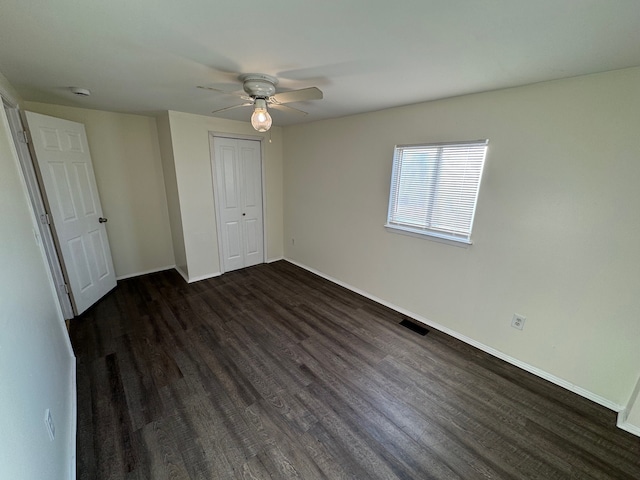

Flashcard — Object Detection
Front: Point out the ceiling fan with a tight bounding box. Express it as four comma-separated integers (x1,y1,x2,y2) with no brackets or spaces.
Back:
198,73,323,132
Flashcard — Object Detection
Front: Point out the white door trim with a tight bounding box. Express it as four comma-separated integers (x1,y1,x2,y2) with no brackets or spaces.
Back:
209,132,267,274
2,100,75,319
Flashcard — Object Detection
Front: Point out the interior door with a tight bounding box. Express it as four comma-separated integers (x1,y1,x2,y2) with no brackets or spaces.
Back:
213,136,264,273
3,103,74,319
25,111,116,315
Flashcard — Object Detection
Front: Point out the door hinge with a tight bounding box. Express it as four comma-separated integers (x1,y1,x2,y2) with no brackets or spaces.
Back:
20,130,29,144
62,284,70,295
40,213,51,225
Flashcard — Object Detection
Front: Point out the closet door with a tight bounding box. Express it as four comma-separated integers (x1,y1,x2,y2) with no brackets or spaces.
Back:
213,137,264,273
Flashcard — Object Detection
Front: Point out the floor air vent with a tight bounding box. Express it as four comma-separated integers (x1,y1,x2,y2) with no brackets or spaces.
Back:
399,319,429,336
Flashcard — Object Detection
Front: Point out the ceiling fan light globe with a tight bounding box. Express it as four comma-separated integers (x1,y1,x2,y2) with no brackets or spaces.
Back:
251,107,272,132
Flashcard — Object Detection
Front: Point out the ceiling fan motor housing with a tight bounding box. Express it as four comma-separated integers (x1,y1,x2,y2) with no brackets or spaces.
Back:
240,73,278,98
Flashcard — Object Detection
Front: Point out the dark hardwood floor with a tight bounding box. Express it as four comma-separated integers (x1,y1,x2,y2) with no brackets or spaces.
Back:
70,261,640,479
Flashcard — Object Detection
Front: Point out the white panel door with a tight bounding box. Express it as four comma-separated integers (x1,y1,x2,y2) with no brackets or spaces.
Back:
25,111,116,315
239,141,264,268
216,138,244,272
213,137,264,273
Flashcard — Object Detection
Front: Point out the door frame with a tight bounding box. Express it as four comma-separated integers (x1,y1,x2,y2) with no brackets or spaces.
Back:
209,132,267,274
1,97,75,319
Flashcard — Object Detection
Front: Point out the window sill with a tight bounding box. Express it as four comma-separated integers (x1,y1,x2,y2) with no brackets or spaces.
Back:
384,224,472,248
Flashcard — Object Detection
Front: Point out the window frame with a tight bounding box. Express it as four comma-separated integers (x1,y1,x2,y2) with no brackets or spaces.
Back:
385,139,488,245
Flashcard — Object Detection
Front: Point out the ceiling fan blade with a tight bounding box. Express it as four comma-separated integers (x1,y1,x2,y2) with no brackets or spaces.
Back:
197,85,226,93
199,85,250,99
269,103,308,115
270,87,323,105
211,102,253,114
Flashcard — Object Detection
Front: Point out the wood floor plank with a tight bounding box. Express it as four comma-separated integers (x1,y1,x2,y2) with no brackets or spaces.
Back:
239,455,274,480
75,358,97,479
112,334,164,431
187,326,260,406
137,419,191,480
382,357,573,479
70,261,640,480
244,400,326,480
303,380,460,480
299,336,514,478
295,386,403,480
89,353,138,477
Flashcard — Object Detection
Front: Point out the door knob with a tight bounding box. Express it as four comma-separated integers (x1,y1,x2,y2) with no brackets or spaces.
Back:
99,217,108,223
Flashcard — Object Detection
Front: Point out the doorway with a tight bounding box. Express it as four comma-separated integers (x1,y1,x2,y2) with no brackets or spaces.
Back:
2,100,117,317
24,111,117,315
211,135,265,273
2,100,75,319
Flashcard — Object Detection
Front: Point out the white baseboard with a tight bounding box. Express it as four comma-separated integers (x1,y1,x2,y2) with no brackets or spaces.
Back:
617,377,640,437
186,271,221,283
175,266,189,283
68,356,77,480
116,265,175,281
175,266,222,284
617,416,640,436
284,258,624,414
173,258,281,284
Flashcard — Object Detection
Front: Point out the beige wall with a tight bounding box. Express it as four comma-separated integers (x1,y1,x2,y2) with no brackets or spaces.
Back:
157,112,187,276
166,110,283,281
0,75,75,479
0,71,21,106
283,67,640,407
24,102,175,278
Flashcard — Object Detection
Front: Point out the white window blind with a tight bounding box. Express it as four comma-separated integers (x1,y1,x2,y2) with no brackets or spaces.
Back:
386,140,488,244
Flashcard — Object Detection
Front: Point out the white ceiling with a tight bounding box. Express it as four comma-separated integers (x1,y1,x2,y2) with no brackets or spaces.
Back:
1,0,640,126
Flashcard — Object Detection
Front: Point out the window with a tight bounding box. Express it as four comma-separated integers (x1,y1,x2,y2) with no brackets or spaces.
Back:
386,139,488,244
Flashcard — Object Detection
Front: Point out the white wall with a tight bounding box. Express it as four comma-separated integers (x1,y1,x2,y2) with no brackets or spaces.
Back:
157,112,187,276
0,75,75,479
165,110,284,281
283,67,640,408
23,102,175,279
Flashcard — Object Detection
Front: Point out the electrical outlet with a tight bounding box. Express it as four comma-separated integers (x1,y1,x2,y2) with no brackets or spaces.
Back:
45,409,55,441
511,313,526,330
